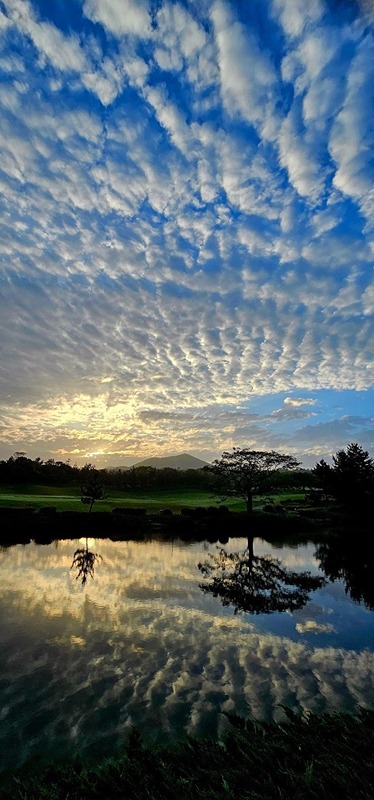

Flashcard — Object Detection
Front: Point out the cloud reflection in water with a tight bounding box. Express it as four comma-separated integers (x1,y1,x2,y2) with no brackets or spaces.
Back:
0,538,372,771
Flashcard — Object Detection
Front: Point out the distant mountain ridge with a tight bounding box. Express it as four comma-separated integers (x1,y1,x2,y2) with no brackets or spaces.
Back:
114,453,209,471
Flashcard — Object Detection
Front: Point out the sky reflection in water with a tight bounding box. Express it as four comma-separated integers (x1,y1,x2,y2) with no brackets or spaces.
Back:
0,537,373,771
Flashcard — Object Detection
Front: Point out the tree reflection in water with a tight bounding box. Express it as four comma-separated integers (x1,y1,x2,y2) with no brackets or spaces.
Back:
71,538,102,586
315,538,374,611
198,537,325,614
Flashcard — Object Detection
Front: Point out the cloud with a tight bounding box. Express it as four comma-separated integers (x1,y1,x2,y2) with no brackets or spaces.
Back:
143,85,195,158
3,0,88,73
290,417,374,451
329,34,374,228
296,620,336,635
0,0,373,464
83,0,151,38
284,397,317,407
82,56,128,106
211,0,277,135
277,102,327,201
155,2,206,67
271,0,325,40
271,407,317,421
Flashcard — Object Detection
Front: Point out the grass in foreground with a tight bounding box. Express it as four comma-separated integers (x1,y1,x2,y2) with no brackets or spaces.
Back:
2,710,373,800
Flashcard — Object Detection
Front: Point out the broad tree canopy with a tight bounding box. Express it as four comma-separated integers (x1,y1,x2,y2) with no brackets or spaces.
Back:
208,447,300,513
199,540,325,614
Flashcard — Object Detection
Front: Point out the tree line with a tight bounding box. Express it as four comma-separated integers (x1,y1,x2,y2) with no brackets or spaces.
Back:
207,442,374,513
1,443,373,513
0,453,216,491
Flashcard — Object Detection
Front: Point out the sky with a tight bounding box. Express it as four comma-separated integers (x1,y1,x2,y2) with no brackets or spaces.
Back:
0,0,373,468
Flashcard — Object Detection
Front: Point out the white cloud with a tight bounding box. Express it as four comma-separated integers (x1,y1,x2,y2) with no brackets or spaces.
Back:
211,0,277,134
295,620,336,634
155,2,206,63
0,9,11,31
329,34,374,226
83,0,151,38
82,56,127,106
284,397,316,407
0,0,372,464
3,0,88,73
271,0,325,40
277,103,326,201
144,85,195,157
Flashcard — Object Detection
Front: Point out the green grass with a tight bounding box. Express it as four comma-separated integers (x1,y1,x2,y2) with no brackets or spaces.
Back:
0,486,247,513
0,486,307,514
1,710,373,799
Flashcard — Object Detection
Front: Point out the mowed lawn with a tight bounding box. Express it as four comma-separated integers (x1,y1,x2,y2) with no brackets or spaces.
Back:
0,486,306,513
0,485,248,513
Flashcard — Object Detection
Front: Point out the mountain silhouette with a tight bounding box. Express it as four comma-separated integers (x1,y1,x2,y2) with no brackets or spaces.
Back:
114,453,208,471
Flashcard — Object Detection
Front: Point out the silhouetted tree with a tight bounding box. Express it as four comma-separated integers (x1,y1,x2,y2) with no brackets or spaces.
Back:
198,538,325,614
313,443,374,508
71,538,102,585
315,537,374,610
207,448,300,513
81,466,107,512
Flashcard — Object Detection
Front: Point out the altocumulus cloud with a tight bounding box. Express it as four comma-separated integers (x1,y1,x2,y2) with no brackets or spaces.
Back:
0,0,373,465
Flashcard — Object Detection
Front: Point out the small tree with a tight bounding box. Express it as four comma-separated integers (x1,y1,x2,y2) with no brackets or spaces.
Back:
208,448,300,513
71,538,102,585
81,467,107,512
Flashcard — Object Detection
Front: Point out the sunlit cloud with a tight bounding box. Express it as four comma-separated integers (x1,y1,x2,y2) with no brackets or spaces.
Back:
296,620,336,635
0,0,373,465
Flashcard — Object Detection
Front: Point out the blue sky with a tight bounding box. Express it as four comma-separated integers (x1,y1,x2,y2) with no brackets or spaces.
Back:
0,0,373,467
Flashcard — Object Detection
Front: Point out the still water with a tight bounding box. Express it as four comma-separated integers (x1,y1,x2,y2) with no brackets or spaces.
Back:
0,536,373,771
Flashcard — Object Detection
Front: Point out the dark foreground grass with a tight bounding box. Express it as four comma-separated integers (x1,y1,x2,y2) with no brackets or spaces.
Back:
2,710,373,800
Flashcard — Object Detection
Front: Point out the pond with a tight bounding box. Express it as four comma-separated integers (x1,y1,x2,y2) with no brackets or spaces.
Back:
0,535,373,772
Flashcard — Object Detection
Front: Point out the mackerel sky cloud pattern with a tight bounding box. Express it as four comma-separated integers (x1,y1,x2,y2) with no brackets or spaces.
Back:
0,0,373,466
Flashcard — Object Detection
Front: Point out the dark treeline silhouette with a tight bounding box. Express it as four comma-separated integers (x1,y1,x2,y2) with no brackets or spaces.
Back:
315,536,374,611
0,452,317,500
313,442,374,509
108,464,216,492
0,453,82,486
1,444,372,514
0,453,215,491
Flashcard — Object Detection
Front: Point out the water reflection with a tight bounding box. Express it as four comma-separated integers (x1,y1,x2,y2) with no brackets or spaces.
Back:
315,537,374,610
198,536,326,614
0,536,373,773
71,538,102,586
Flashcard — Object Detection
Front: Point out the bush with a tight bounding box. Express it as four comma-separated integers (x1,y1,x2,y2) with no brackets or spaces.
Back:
112,507,147,517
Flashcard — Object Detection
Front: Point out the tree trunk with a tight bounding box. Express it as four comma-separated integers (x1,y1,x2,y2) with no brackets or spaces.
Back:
246,491,253,514
246,535,254,571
